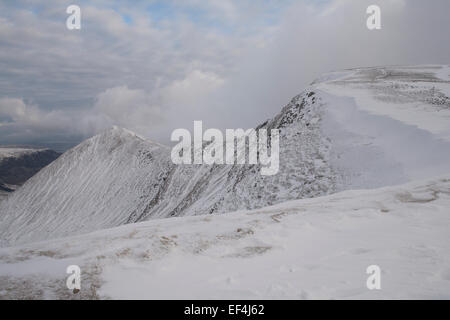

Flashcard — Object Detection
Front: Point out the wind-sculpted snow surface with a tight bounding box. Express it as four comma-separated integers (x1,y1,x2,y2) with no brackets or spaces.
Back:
1,65,450,246
317,65,450,188
1,176,449,299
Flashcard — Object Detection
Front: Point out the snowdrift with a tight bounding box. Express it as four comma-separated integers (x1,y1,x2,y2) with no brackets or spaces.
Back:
1,175,449,299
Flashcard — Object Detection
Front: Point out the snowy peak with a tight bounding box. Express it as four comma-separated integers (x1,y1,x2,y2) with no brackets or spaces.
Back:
1,65,450,246
74,126,151,152
0,127,172,246
97,126,145,140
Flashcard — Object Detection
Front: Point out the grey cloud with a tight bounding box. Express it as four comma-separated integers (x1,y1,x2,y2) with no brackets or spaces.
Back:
202,0,450,131
0,0,449,147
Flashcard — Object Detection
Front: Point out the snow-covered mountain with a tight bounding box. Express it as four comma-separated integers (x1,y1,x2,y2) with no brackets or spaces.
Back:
0,147,60,201
1,65,450,246
1,175,449,299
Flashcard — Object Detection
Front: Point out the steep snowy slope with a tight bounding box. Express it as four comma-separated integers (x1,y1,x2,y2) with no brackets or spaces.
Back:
0,128,174,245
1,65,450,246
0,93,337,245
1,175,449,299
317,65,450,186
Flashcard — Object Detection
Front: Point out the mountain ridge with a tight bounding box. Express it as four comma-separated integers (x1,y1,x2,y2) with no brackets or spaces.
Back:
1,65,450,246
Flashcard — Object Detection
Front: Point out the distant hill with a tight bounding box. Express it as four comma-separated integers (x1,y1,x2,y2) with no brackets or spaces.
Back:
0,147,60,200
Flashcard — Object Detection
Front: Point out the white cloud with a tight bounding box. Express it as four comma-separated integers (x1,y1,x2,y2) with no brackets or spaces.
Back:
92,86,162,136
88,71,224,139
162,70,224,106
201,0,450,129
0,97,92,144
0,98,39,122
0,0,449,147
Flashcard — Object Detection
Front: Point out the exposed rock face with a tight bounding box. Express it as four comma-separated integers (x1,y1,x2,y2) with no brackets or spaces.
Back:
1,65,450,246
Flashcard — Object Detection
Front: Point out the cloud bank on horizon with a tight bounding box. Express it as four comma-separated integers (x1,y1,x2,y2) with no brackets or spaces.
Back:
0,0,449,147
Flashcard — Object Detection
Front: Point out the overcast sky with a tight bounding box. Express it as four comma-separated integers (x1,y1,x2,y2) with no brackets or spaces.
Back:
0,0,449,149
